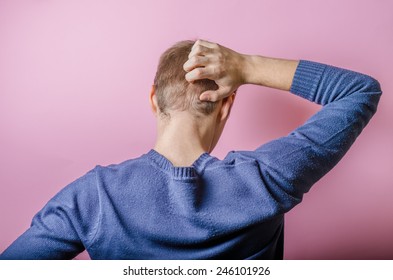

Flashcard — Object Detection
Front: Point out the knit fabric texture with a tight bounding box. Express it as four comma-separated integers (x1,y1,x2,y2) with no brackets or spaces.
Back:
0,61,382,259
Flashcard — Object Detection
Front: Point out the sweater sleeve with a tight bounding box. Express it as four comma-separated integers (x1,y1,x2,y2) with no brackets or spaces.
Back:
233,60,382,212
0,168,100,260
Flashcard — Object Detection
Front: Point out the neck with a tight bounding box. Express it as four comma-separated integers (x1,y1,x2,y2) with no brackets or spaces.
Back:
154,112,216,167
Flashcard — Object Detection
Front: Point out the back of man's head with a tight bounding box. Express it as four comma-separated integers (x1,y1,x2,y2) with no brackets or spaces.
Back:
154,40,219,117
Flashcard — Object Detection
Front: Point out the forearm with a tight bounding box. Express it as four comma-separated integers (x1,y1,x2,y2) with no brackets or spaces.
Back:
242,55,299,91
244,56,381,108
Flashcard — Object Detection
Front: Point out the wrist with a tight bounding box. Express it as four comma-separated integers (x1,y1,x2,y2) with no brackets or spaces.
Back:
241,54,265,85
241,55,299,90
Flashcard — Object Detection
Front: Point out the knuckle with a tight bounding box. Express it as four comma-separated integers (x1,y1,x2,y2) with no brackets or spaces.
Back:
194,45,204,55
189,56,197,65
194,68,202,78
213,65,224,77
192,56,201,65
217,52,223,61
212,66,218,76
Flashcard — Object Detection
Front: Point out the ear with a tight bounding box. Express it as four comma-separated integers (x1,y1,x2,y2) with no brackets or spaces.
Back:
219,93,236,121
149,85,158,116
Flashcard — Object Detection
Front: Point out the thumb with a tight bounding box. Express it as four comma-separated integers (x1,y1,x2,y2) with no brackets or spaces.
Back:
200,88,228,102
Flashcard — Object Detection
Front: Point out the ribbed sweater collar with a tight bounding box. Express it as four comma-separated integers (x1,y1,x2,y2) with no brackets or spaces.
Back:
146,149,213,179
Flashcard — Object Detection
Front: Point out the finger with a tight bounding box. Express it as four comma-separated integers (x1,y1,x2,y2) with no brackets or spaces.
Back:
183,55,209,72
185,66,214,82
200,88,228,102
188,44,211,59
194,39,218,49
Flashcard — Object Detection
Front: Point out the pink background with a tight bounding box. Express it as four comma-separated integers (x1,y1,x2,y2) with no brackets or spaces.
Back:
1,0,392,259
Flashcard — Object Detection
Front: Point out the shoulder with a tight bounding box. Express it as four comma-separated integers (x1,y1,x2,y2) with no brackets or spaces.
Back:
94,152,153,184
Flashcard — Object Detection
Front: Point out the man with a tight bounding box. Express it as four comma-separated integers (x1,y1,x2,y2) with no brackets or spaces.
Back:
1,40,382,259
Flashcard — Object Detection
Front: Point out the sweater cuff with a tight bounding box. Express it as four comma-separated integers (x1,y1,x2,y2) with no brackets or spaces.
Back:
290,60,326,102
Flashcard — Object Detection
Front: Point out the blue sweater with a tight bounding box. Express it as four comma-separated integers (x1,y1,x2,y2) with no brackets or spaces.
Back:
0,61,382,260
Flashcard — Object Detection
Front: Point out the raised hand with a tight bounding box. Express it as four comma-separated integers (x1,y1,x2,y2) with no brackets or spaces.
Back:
183,39,247,102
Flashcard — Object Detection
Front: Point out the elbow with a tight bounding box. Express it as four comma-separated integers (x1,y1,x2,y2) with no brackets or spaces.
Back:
359,75,382,116
362,75,382,96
